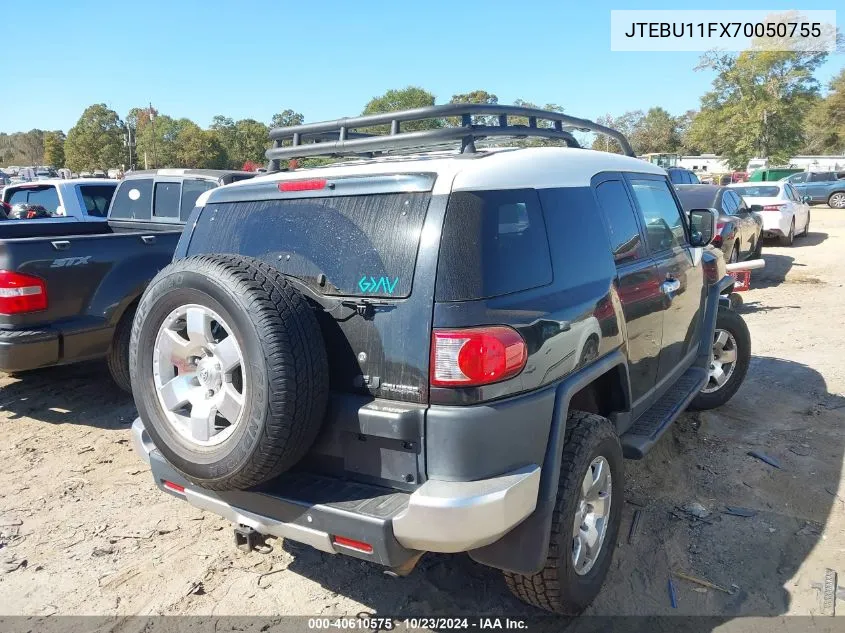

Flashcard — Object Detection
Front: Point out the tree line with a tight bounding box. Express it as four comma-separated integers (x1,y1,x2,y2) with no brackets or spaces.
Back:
2,47,843,173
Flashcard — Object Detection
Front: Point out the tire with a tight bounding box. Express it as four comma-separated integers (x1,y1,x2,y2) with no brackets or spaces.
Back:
801,212,810,237
107,304,135,393
130,254,329,490
504,411,624,615
779,219,794,246
689,307,750,411
828,191,845,209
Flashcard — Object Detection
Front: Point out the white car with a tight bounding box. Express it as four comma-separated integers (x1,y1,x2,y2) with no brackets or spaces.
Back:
727,181,810,246
2,178,118,223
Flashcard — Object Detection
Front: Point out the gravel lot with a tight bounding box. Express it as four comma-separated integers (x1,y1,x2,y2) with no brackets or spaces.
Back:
2,208,845,622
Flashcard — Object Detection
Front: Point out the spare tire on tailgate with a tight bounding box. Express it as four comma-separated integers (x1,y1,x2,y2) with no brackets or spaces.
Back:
130,254,329,490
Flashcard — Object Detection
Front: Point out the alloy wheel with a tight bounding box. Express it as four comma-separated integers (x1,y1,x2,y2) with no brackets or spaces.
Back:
152,304,247,446
703,328,738,393
572,456,612,576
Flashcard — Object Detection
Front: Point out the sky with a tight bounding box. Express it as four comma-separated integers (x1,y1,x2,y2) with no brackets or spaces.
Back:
1,0,842,134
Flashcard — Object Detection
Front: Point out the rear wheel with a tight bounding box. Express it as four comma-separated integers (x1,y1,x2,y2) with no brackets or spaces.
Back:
689,307,750,411
801,211,810,236
779,219,795,246
750,236,762,259
504,411,623,614
130,254,329,490
828,192,845,209
107,305,135,393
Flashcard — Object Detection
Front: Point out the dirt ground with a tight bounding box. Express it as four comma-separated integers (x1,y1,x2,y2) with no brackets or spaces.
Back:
2,208,845,623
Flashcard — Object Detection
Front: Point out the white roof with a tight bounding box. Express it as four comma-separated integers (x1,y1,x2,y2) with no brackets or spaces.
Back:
206,147,665,203
4,178,116,189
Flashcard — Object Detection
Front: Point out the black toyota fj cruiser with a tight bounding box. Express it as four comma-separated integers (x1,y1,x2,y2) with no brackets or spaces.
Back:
129,105,750,614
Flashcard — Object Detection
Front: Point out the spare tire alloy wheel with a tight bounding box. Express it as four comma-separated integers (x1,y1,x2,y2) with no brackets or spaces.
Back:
153,304,246,446
131,255,329,491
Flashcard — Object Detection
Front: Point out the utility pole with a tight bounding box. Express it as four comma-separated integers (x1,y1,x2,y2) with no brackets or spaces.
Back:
149,102,158,169
124,123,134,171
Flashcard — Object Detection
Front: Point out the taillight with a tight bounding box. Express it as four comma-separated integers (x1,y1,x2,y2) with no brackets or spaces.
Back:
431,326,527,387
0,270,47,315
762,204,786,211
278,179,327,192
332,535,373,553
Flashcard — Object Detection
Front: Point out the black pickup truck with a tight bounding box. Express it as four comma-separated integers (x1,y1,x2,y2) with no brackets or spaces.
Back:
0,169,253,390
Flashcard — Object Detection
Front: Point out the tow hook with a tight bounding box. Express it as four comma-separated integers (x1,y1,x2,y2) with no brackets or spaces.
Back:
234,525,267,553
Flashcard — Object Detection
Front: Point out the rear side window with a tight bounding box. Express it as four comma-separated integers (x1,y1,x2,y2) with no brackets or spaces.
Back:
191,192,430,298
79,184,116,217
153,182,181,218
436,189,552,301
688,171,700,184
6,185,60,212
731,186,780,198
109,178,153,220
594,180,643,265
180,179,217,221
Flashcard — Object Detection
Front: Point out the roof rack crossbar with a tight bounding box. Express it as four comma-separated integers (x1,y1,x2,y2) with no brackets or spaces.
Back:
266,104,634,168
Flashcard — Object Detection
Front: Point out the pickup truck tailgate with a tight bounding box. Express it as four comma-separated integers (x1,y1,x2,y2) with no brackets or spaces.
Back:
0,230,181,329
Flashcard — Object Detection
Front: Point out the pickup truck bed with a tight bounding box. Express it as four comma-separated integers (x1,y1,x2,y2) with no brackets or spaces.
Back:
0,225,181,374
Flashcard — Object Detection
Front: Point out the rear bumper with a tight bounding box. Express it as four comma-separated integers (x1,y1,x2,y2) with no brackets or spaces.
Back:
0,327,59,372
131,418,541,564
760,212,791,236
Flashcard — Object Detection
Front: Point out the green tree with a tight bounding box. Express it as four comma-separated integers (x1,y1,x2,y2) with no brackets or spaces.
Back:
803,69,845,154
210,115,237,167
687,49,827,169
17,129,45,165
590,111,643,154
231,119,269,167
271,109,304,129
175,123,228,168
43,131,66,168
448,90,499,126
362,87,440,132
65,104,124,172
628,107,681,155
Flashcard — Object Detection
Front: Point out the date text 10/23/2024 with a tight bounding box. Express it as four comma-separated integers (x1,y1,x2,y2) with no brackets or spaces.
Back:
307,617,530,630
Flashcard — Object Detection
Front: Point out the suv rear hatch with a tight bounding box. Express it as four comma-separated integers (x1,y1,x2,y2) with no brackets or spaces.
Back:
184,174,447,488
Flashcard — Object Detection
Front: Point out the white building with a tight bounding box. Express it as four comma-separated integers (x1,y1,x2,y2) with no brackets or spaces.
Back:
677,154,730,173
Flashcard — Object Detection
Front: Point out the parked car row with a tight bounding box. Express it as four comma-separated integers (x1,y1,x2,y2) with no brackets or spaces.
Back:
0,169,254,389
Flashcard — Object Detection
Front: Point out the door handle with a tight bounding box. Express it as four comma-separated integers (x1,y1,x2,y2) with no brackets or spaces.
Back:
51,240,71,251
661,278,681,295
141,235,156,245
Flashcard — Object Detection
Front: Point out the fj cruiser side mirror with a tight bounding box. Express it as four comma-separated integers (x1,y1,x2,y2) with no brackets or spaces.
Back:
688,208,717,247
749,204,763,212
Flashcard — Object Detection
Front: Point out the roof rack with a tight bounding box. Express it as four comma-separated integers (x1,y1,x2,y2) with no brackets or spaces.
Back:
265,104,634,170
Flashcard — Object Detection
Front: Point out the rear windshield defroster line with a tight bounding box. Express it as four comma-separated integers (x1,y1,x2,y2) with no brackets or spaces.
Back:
189,192,431,298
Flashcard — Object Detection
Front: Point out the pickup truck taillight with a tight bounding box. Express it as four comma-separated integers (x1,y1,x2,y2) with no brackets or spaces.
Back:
0,270,48,314
431,326,527,387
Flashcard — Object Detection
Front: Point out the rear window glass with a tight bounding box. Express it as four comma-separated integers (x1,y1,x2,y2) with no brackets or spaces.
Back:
435,189,553,301
191,193,430,298
109,178,153,220
79,184,116,217
5,185,60,212
153,182,181,218
180,179,217,221
731,186,780,198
